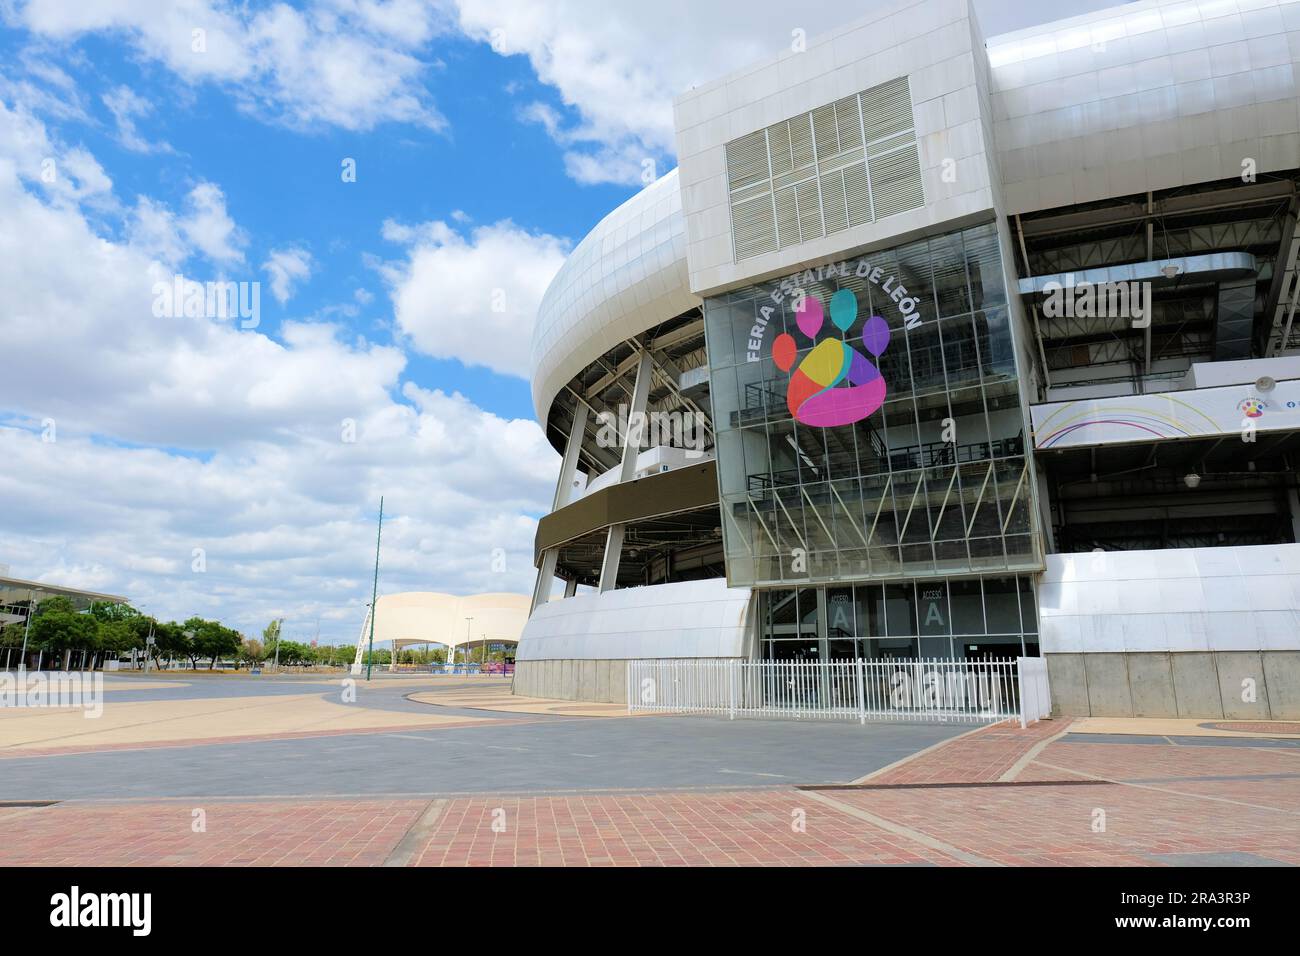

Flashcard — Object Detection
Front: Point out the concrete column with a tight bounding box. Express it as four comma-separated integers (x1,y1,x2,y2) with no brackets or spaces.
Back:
598,525,626,592
616,351,653,483
530,403,590,614
564,578,578,598
552,403,589,511
598,351,653,594
530,549,558,613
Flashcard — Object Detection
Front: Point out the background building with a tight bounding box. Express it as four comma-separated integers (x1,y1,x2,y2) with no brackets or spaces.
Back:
516,0,1300,719
350,592,529,672
0,573,127,669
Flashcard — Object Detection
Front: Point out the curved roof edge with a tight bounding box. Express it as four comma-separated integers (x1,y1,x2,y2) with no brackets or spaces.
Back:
529,168,701,425
376,591,530,608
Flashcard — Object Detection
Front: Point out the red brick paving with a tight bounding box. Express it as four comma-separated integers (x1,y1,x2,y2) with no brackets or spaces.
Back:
864,716,1068,784
412,793,956,867
0,800,426,866
0,721,1295,866
1036,738,1300,781
824,777,1300,867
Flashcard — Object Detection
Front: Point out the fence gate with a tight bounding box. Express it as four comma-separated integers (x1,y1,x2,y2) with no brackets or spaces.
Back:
627,658,1051,727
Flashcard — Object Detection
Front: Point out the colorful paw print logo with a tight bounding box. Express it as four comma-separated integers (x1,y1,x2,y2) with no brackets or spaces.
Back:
1239,398,1266,418
773,289,890,427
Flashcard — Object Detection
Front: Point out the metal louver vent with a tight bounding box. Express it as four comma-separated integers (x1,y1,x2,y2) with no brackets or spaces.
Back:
732,195,777,260
821,171,848,235
774,185,799,249
768,122,793,179
725,74,924,262
726,131,770,191
789,114,815,171
835,96,863,153
812,104,839,159
869,146,924,219
795,179,823,243
860,77,914,143
844,162,872,228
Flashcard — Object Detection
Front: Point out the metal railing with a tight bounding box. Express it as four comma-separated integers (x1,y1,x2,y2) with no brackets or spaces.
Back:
628,657,1049,726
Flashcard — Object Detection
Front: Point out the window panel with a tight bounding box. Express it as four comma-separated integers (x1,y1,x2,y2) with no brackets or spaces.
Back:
916,581,950,636
982,576,1021,634
949,579,985,635
932,231,971,317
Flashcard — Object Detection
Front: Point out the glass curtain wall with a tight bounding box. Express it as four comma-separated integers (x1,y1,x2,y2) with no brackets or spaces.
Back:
705,221,1040,588
760,576,1039,661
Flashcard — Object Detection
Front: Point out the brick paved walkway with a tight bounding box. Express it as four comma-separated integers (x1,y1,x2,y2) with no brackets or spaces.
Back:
1,719,1295,866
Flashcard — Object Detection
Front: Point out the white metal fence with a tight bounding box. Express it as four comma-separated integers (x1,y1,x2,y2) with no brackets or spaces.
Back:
627,657,1052,727
1017,655,1052,727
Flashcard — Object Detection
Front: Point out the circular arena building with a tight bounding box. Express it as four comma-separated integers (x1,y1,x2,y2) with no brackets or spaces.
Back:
517,166,753,702
517,0,1300,719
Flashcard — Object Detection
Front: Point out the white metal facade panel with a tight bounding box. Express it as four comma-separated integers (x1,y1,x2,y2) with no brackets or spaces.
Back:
528,169,701,424
988,0,1300,214
1040,544,1300,653
515,578,755,660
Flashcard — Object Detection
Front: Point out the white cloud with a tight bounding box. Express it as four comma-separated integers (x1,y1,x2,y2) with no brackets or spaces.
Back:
102,84,171,153
454,0,1110,185
0,101,559,641
13,0,451,132
263,246,314,304
0,49,88,121
379,218,568,378
453,0,831,184
0,98,113,204
126,196,188,267
180,181,246,265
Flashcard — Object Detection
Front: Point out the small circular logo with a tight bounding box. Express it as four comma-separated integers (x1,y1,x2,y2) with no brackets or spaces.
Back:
1238,398,1266,418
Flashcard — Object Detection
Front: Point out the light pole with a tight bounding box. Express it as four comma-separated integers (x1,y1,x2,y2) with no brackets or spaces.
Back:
463,616,473,670
135,603,160,673
19,588,40,673
366,496,384,681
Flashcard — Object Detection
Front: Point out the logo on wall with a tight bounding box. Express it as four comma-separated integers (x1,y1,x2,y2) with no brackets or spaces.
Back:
773,289,891,427
1238,398,1266,418
741,257,922,429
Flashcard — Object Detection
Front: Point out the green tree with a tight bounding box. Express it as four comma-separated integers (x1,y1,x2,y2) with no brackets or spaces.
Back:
29,597,100,664
88,601,142,625
273,640,312,665
148,620,186,669
97,619,142,658
181,618,241,670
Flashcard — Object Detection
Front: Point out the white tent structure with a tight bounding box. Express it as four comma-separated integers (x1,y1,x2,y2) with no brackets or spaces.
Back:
350,592,530,674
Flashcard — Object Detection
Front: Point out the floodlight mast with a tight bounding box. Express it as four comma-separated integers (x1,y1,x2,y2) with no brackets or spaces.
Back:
366,496,384,681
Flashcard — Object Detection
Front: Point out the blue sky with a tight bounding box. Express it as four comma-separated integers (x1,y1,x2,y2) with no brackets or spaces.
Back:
0,19,635,424
0,0,1117,644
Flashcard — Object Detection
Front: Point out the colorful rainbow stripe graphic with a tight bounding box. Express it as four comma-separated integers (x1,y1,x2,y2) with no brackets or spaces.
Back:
1034,397,1224,448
